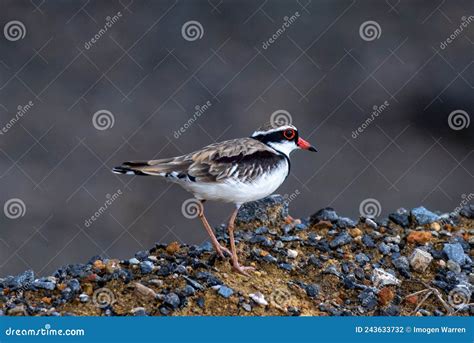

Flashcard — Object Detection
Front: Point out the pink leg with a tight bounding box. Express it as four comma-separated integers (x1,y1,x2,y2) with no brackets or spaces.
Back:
227,206,255,276
198,202,231,258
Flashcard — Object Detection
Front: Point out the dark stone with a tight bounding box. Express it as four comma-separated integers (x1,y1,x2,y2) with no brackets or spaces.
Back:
310,207,338,223
196,297,205,308
355,253,370,265
236,195,288,226
410,207,439,225
67,279,80,293
249,235,273,247
140,261,154,274
279,263,293,271
295,223,308,231
305,284,320,298
378,242,391,255
263,254,278,263
181,285,195,297
32,279,55,291
163,292,180,309
337,217,357,228
280,235,300,242
198,241,213,253
388,212,409,227
358,289,377,310
135,250,149,261
362,234,376,248
392,256,411,278
196,272,223,286
182,276,205,291
329,232,352,248
255,226,269,234
443,243,470,265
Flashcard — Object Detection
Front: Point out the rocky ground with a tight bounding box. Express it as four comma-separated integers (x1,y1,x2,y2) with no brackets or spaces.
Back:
1,196,473,317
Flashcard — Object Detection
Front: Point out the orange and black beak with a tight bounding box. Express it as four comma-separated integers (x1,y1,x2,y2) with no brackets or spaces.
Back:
297,137,317,152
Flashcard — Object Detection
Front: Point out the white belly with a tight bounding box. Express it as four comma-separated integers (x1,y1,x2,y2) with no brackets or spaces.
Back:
181,160,289,205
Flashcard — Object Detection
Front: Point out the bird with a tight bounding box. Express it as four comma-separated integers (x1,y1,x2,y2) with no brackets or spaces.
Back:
112,122,316,275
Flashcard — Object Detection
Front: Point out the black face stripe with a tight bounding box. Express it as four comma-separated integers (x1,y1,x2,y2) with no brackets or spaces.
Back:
252,129,299,145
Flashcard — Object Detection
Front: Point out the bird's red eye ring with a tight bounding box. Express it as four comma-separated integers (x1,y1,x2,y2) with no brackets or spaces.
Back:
284,129,295,140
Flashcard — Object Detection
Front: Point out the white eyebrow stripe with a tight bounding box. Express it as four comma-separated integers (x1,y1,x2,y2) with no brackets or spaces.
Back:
252,125,296,136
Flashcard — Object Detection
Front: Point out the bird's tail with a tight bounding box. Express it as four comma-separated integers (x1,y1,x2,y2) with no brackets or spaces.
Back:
112,158,190,177
112,161,153,176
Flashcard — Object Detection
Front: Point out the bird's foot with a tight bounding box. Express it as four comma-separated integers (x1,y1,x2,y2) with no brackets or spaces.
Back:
212,243,231,259
232,262,255,276
217,244,232,258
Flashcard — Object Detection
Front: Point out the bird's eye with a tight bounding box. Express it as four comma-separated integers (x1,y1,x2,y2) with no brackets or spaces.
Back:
283,129,295,140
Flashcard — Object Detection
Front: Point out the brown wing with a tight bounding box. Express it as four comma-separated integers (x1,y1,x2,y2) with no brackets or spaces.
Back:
187,138,285,182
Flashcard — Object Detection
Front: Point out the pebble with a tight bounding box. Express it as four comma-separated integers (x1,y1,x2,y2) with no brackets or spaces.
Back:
295,223,308,231
447,260,461,274
182,285,195,297
217,286,234,298
355,253,370,265
287,249,298,259
134,283,157,299
255,226,269,234
305,284,320,298
249,292,268,306
392,256,410,276
128,258,140,265
196,297,205,308
443,243,470,265
140,261,154,274
196,272,223,286
409,248,433,272
372,268,401,288
242,303,252,312
311,207,338,223
131,307,147,316
79,294,90,303
163,293,181,309
378,242,391,255
359,289,377,310
337,217,357,228
362,234,376,248
365,218,378,229
407,231,432,244
182,276,205,291
329,232,352,248
388,212,410,227
411,207,439,225
32,279,56,291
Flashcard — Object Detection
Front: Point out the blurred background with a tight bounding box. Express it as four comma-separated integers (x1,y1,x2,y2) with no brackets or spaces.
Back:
0,0,472,276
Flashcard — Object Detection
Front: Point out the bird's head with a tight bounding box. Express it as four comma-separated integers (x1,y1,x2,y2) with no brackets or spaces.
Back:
251,123,317,157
